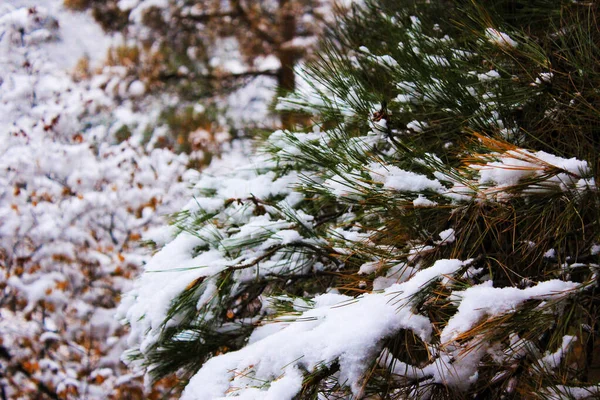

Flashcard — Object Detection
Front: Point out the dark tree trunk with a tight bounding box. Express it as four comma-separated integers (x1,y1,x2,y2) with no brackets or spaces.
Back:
278,0,297,129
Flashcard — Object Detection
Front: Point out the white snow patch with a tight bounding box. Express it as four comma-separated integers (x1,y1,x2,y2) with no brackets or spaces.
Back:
369,163,444,193
485,28,518,48
443,280,579,343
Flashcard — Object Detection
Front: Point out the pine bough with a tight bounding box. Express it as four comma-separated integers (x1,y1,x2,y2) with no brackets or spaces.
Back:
119,1,600,398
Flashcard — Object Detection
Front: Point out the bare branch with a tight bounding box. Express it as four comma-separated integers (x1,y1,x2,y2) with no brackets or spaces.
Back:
157,69,279,83
230,0,279,46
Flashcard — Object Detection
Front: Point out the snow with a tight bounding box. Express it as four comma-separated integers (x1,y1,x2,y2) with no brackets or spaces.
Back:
477,70,500,81
276,229,302,244
5,0,112,68
227,75,278,127
181,259,473,399
322,173,365,197
406,120,429,132
128,80,145,96
118,0,140,11
358,260,382,275
533,72,554,86
544,248,556,259
281,36,318,51
543,385,600,400
485,28,518,48
437,228,456,244
128,0,169,24
413,195,438,207
442,279,579,343
538,335,576,370
472,149,593,196
369,163,445,193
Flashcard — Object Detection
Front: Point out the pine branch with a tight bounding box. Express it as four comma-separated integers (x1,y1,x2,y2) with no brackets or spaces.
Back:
229,241,341,271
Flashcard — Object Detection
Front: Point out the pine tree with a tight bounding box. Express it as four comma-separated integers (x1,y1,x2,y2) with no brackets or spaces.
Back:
120,0,600,398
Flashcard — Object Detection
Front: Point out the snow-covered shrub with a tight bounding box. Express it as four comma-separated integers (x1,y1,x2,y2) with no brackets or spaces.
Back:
0,5,192,399
121,1,600,399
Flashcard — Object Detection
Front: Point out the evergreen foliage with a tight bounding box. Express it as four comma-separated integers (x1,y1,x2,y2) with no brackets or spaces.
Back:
121,0,600,398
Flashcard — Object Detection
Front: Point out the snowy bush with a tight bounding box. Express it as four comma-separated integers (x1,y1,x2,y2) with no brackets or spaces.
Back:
0,5,192,398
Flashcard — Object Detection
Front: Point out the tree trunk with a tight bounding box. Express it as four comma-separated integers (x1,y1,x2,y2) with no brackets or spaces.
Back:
278,0,296,129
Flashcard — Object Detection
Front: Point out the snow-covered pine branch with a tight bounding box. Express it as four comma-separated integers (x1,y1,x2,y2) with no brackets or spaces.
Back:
120,1,600,398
